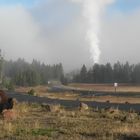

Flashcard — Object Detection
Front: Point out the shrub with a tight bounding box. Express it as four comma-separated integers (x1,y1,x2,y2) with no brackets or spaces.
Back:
1,78,14,91
27,89,36,96
6,81,15,91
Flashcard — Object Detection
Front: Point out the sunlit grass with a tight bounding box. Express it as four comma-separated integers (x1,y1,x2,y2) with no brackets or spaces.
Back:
0,102,140,140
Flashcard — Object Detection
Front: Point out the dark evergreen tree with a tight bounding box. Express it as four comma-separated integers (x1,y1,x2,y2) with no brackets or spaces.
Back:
104,63,113,83
72,62,140,84
3,59,65,86
80,65,87,83
131,64,140,83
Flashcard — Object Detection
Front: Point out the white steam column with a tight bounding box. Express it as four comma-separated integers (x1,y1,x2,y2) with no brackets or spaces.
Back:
71,0,114,63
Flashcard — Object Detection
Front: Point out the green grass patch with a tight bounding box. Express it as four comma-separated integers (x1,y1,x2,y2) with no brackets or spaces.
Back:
31,128,58,137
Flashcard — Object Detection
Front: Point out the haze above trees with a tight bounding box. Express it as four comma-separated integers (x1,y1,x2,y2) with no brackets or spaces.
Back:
1,49,140,87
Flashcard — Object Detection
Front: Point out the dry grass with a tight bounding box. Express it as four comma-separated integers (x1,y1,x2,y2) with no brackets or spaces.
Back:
69,83,140,93
15,84,140,94
81,96,140,104
41,93,140,104
0,102,140,140
15,85,48,95
15,84,140,104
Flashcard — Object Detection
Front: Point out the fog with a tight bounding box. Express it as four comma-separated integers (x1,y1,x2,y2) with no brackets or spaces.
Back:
0,1,140,71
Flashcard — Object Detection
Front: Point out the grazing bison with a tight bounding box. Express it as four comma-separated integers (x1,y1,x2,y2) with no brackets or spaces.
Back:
0,90,14,113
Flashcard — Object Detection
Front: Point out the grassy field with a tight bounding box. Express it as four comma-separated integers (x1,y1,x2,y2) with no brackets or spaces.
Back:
69,83,140,93
45,93,140,104
15,84,140,94
15,86,47,95
15,85,140,104
3,85,140,139
0,102,140,140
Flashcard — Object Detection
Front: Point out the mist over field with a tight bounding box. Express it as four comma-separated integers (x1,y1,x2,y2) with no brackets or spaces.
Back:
0,0,140,71
1,2,140,140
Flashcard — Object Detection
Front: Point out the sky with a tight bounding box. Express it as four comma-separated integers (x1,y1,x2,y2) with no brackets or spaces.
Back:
0,0,140,72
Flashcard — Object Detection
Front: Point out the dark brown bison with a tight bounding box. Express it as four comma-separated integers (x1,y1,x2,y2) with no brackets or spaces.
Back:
0,90,14,113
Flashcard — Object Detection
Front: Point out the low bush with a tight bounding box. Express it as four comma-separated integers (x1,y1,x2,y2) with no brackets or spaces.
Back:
27,89,36,96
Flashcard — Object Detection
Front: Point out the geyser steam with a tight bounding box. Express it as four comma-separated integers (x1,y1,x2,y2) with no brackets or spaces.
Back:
71,0,114,63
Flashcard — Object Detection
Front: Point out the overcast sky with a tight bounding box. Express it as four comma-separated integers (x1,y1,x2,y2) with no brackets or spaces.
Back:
0,0,140,71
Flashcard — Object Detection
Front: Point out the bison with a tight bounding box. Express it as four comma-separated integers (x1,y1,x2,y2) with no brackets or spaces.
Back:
0,90,14,113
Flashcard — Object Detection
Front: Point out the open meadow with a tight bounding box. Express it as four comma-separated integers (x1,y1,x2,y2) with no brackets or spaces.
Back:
69,83,140,93
1,0,140,139
0,102,140,140
15,84,140,104
0,84,139,139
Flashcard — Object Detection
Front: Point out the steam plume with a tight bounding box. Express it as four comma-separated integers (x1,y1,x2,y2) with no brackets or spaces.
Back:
71,0,114,63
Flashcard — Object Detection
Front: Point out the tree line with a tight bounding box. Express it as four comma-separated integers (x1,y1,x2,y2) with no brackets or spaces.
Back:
73,62,140,84
1,53,140,88
3,59,65,87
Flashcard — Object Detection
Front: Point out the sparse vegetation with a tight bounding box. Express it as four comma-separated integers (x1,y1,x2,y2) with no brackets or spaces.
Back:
6,81,15,91
27,89,36,96
0,102,140,140
15,85,140,104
